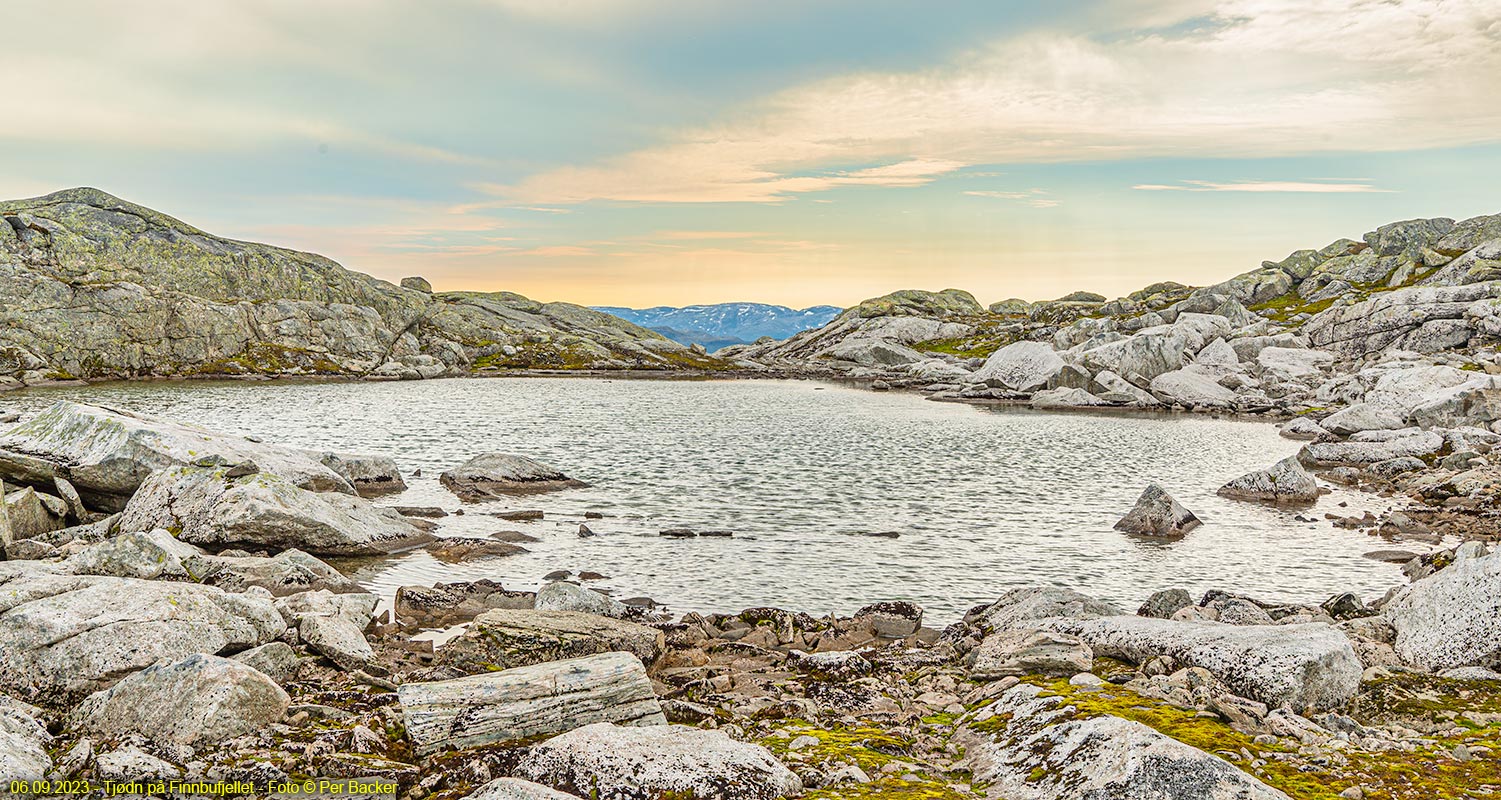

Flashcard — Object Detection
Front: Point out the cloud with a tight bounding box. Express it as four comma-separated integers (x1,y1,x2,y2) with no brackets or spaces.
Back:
503,0,1501,204
657,231,764,240
1132,180,1394,193
516,245,598,257
964,189,1060,208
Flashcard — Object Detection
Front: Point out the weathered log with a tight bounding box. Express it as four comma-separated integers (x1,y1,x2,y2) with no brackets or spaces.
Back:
398,651,665,755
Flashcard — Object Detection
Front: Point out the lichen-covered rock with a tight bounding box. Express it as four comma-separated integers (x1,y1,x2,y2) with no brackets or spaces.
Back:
1299,430,1444,467
0,401,353,511
1030,386,1109,409
118,465,433,556
1304,283,1499,358
1114,484,1201,536
957,683,1290,800
440,453,586,500
70,653,289,747
230,642,301,683
1039,615,1361,710
59,528,202,580
1149,365,1238,409
0,566,286,704
186,548,363,596
1217,456,1319,503
400,652,666,755
0,696,51,780
437,609,664,674
2,486,68,539
1278,417,1327,440
516,722,802,800
300,613,374,671
462,778,581,800
1384,544,1500,670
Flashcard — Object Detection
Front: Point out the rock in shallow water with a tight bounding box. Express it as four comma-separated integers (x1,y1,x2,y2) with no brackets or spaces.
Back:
0,401,352,511
436,609,663,673
516,722,801,800
1114,483,1201,537
118,465,434,556
1217,455,1320,503
440,453,586,501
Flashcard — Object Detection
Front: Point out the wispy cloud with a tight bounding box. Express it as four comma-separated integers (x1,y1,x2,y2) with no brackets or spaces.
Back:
964,189,1060,208
656,231,764,240
503,0,1500,204
1132,180,1395,193
516,245,598,257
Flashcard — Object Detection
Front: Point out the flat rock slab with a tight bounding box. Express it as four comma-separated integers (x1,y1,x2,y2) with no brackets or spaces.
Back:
0,565,287,705
957,683,1290,800
399,651,665,755
516,722,802,800
119,465,434,556
437,609,663,674
1038,615,1361,710
0,401,353,511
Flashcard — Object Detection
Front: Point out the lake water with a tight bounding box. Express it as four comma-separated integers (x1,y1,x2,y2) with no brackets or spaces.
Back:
5,377,1410,622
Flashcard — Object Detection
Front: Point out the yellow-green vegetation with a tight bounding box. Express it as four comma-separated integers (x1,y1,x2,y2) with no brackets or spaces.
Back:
192,342,347,376
760,721,912,773
1023,676,1501,800
1249,291,1339,324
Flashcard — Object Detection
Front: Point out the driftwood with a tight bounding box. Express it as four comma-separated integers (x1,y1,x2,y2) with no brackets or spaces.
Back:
398,651,665,755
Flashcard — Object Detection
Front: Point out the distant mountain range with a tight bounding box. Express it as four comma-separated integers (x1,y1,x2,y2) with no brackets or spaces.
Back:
594,303,844,350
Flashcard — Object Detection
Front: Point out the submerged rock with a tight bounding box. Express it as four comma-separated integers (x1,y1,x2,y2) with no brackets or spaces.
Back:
1218,456,1320,503
70,653,289,747
516,722,801,800
118,465,434,556
1113,483,1201,537
303,450,407,497
440,453,586,501
0,401,352,511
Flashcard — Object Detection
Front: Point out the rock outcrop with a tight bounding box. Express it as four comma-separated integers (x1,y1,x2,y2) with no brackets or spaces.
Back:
1384,544,1499,670
440,453,586,500
1217,456,1320,503
70,653,290,747
0,188,728,386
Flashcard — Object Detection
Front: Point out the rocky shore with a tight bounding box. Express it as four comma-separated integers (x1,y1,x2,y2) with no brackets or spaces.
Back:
0,397,1498,800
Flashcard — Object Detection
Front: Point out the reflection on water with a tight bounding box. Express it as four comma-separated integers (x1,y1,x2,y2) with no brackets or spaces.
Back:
6,377,1410,621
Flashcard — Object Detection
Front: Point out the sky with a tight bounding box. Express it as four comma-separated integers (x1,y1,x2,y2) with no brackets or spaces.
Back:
4,0,1500,308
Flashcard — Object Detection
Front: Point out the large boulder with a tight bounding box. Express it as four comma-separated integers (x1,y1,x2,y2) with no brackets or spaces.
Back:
437,609,664,674
59,528,202,580
1113,484,1200,537
969,628,1093,679
1217,456,1319,503
186,548,363,596
515,723,801,800
1303,283,1499,358
965,587,1121,633
968,341,1064,391
1384,544,1500,670
0,566,286,704
1149,365,1238,408
399,652,665,755
462,779,581,800
1320,403,1405,435
0,401,353,511
440,453,586,501
1082,314,1232,381
1408,377,1501,429
1255,347,1332,381
957,683,1290,800
1039,615,1361,710
70,653,289,747
118,465,433,556
2,487,68,540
